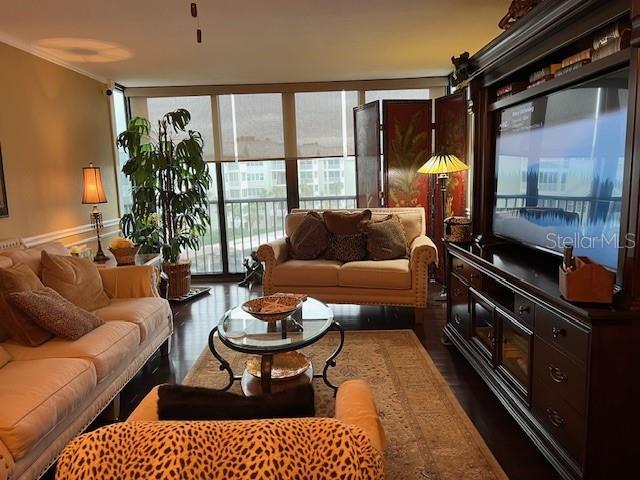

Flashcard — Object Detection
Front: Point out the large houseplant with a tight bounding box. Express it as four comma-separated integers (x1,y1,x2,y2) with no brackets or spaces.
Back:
117,109,212,298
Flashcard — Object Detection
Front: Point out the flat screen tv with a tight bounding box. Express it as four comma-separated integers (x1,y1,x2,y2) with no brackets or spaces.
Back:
493,68,629,270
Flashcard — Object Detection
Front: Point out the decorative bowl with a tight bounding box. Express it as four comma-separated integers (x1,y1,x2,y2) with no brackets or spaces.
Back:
241,294,304,322
245,351,311,380
108,245,140,266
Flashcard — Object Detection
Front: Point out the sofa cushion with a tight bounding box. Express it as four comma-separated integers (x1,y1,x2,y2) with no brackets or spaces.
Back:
287,212,329,260
0,263,53,346
9,287,105,341
1,321,139,382
0,357,96,460
93,297,171,343
325,234,367,263
0,242,69,276
323,209,371,235
363,215,408,260
339,259,411,290
0,346,10,368
41,251,110,311
272,259,341,287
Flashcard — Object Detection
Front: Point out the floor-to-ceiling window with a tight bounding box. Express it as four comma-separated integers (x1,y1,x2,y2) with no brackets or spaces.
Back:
118,81,446,274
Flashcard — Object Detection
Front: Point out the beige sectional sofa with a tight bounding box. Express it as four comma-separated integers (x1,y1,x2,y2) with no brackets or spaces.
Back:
0,241,173,480
257,207,438,317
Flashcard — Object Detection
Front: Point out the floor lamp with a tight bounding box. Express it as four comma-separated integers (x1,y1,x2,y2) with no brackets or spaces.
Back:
418,153,469,301
82,163,109,263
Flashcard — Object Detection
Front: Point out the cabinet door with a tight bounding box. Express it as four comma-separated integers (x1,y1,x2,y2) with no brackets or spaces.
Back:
498,309,532,402
450,275,470,338
470,290,496,365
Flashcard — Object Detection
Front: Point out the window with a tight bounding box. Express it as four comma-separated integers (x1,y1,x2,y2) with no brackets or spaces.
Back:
272,171,286,184
247,173,264,182
298,157,355,199
218,94,284,161
146,96,215,163
295,91,358,157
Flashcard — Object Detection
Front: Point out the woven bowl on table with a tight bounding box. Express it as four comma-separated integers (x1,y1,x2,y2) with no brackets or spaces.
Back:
108,246,140,266
241,294,304,322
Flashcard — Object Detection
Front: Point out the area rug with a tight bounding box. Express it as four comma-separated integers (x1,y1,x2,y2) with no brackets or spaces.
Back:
183,329,508,480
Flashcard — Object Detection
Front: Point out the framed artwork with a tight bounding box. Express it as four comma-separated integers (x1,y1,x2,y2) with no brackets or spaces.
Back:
382,100,433,209
0,145,8,218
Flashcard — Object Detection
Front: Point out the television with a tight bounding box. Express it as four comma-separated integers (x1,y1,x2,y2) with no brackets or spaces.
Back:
493,68,629,270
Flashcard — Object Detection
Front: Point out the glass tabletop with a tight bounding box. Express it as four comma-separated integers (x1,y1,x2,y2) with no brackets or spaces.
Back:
217,298,334,353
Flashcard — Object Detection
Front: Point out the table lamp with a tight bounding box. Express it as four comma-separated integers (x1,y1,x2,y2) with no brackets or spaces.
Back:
82,163,108,263
418,153,469,300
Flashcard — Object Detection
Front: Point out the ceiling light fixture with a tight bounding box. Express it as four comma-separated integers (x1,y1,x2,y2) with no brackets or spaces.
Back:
191,2,202,43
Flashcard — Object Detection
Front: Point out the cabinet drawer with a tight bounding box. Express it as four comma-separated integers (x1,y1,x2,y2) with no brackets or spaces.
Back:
451,256,481,287
533,337,587,415
532,382,586,465
450,275,470,338
536,307,589,363
514,294,535,328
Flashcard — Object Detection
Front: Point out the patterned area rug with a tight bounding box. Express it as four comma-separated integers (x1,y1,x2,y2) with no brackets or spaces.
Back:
183,329,508,480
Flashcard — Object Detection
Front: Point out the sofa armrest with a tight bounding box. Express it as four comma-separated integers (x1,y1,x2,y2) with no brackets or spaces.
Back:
410,235,438,267
0,438,14,480
99,265,160,299
335,379,386,453
256,238,289,266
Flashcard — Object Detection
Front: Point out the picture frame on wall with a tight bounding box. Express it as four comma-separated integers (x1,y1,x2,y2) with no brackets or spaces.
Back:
0,145,8,217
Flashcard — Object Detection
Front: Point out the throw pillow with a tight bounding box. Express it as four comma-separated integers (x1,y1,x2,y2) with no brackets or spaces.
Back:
9,287,105,341
323,209,372,235
325,234,367,262
157,383,315,420
0,263,53,346
0,346,11,368
364,214,409,260
41,251,110,311
287,211,329,260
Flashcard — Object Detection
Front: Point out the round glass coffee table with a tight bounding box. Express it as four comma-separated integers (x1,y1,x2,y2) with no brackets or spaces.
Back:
208,297,344,396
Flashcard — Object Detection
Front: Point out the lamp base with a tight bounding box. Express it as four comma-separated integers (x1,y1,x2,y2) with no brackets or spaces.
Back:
93,249,109,264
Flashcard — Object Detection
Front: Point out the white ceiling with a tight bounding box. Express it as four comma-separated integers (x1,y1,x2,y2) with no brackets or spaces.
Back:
0,0,510,87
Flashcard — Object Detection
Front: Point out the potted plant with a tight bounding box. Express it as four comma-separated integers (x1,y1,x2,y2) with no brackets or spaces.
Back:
117,109,212,298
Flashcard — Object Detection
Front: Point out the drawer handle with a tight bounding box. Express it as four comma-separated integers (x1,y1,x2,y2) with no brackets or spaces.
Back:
455,264,464,271
518,305,530,314
453,288,462,297
545,408,566,428
548,365,568,383
470,273,480,280
552,327,566,339
488,333,497,345
454,314,462,325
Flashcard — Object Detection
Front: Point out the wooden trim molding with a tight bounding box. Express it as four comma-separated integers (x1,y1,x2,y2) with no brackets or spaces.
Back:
124,77,450,98
22,218,120,247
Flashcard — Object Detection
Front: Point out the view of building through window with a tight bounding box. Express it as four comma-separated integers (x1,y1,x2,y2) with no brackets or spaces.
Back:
116,87,438,273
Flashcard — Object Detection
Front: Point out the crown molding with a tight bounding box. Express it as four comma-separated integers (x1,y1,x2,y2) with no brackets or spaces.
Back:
23,219,120,248
0,31,108,84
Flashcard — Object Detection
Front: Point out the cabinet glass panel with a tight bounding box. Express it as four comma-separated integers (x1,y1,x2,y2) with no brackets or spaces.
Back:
471,294,495,357
500,313,531,392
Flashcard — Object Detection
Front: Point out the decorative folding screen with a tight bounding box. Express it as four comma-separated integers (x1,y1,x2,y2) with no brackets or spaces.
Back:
354,101,382,208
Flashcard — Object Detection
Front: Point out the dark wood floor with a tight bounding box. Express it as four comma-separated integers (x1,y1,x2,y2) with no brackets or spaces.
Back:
49,280,560,479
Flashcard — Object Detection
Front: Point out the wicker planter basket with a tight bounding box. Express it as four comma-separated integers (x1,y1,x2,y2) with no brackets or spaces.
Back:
163,260,192,299
109,246,141,266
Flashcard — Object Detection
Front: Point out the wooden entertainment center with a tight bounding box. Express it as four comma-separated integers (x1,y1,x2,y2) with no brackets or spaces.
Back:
443,1,640,479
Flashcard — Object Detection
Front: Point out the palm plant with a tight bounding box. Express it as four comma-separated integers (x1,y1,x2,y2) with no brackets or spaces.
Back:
116,109,212,264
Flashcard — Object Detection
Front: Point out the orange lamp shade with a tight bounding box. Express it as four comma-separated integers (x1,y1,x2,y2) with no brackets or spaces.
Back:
82,163,107,204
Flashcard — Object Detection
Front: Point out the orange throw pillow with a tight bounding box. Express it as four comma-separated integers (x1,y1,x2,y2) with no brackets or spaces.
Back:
41,251,110,311
0,263,53,346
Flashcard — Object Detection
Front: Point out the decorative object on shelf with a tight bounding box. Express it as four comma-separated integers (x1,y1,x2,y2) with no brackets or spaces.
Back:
498,0,542,30
0,144,8,218
592,20,630,62
238,251,264,289
451,52,475,87
443,216,472,243
559,256,615,304
496,82,528,100
69,245,92,259
527,63,561,88
81,163,108,263
419,153,469,300
117,109,212,299
108,236,140,266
